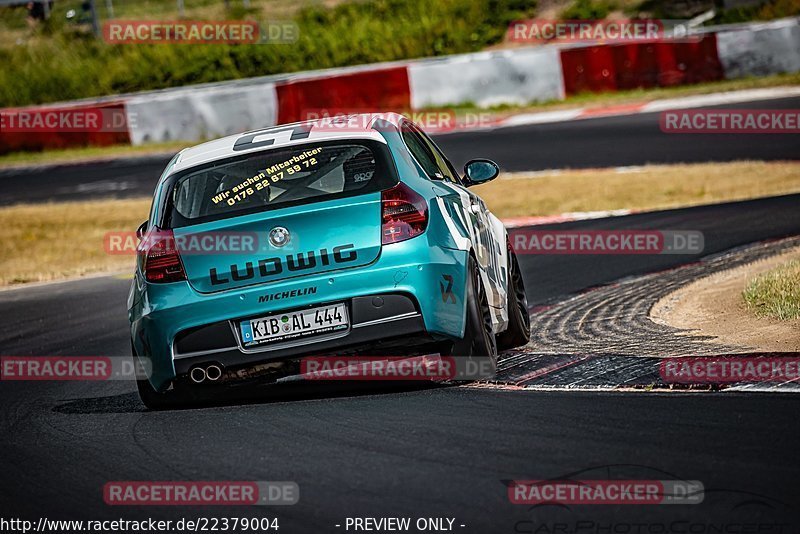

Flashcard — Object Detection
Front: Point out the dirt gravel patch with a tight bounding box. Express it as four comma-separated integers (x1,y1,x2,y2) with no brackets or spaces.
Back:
651,247,800,352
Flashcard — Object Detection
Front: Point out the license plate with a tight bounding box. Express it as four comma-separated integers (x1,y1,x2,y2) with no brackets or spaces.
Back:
239,303,348,347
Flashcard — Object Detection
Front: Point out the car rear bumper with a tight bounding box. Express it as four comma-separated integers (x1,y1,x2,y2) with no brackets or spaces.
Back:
172,293,432,376
130,239,469,390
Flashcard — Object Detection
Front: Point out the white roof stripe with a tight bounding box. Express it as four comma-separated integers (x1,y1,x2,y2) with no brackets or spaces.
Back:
171,113,404,173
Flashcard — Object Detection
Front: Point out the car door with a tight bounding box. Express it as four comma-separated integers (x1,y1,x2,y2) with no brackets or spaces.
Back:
399,121,508,322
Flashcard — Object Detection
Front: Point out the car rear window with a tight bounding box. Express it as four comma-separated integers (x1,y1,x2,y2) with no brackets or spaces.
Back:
164,140,396,228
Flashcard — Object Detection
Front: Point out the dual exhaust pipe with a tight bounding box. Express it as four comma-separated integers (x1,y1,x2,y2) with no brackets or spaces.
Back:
190,363,224,384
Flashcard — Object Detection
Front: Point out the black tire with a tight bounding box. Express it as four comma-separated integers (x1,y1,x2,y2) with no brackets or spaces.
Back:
451,255,498,366
497,245,531,350
132,344,192,410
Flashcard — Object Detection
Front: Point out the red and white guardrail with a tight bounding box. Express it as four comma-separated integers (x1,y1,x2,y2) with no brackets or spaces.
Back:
0,18,797,152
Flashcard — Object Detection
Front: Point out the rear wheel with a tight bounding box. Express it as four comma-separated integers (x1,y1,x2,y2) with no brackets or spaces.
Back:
451,256,498,368
497,245,531,350
132,344,193,410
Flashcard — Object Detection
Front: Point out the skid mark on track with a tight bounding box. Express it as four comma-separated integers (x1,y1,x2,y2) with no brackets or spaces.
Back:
488,236,800,391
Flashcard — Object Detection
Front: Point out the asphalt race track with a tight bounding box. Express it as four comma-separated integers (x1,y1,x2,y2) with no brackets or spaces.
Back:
1,194,800,529
1,96,798,205
1,100,799,531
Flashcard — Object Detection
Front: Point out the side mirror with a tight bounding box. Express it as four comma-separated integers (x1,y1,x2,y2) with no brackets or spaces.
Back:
463,159,499,186
136,221,148,240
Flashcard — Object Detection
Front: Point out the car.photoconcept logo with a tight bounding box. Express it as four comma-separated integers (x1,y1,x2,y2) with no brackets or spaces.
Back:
269,226,291,248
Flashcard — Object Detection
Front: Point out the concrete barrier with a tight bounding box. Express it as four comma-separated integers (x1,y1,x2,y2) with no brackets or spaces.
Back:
0,101,130,154
560,35,723,95
716,19,800,78
408,47,564,109
275,66,410,124
126,83,278,145
1,18,797,152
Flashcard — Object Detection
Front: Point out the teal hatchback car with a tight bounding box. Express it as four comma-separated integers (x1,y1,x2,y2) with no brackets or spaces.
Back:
129,113,529,408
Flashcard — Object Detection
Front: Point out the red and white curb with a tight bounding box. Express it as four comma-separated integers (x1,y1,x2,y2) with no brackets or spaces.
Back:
502,209,635,229
459,86,800,133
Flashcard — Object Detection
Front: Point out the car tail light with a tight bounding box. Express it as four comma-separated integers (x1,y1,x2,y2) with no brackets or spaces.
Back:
138,228,187,283
381,182,428,244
